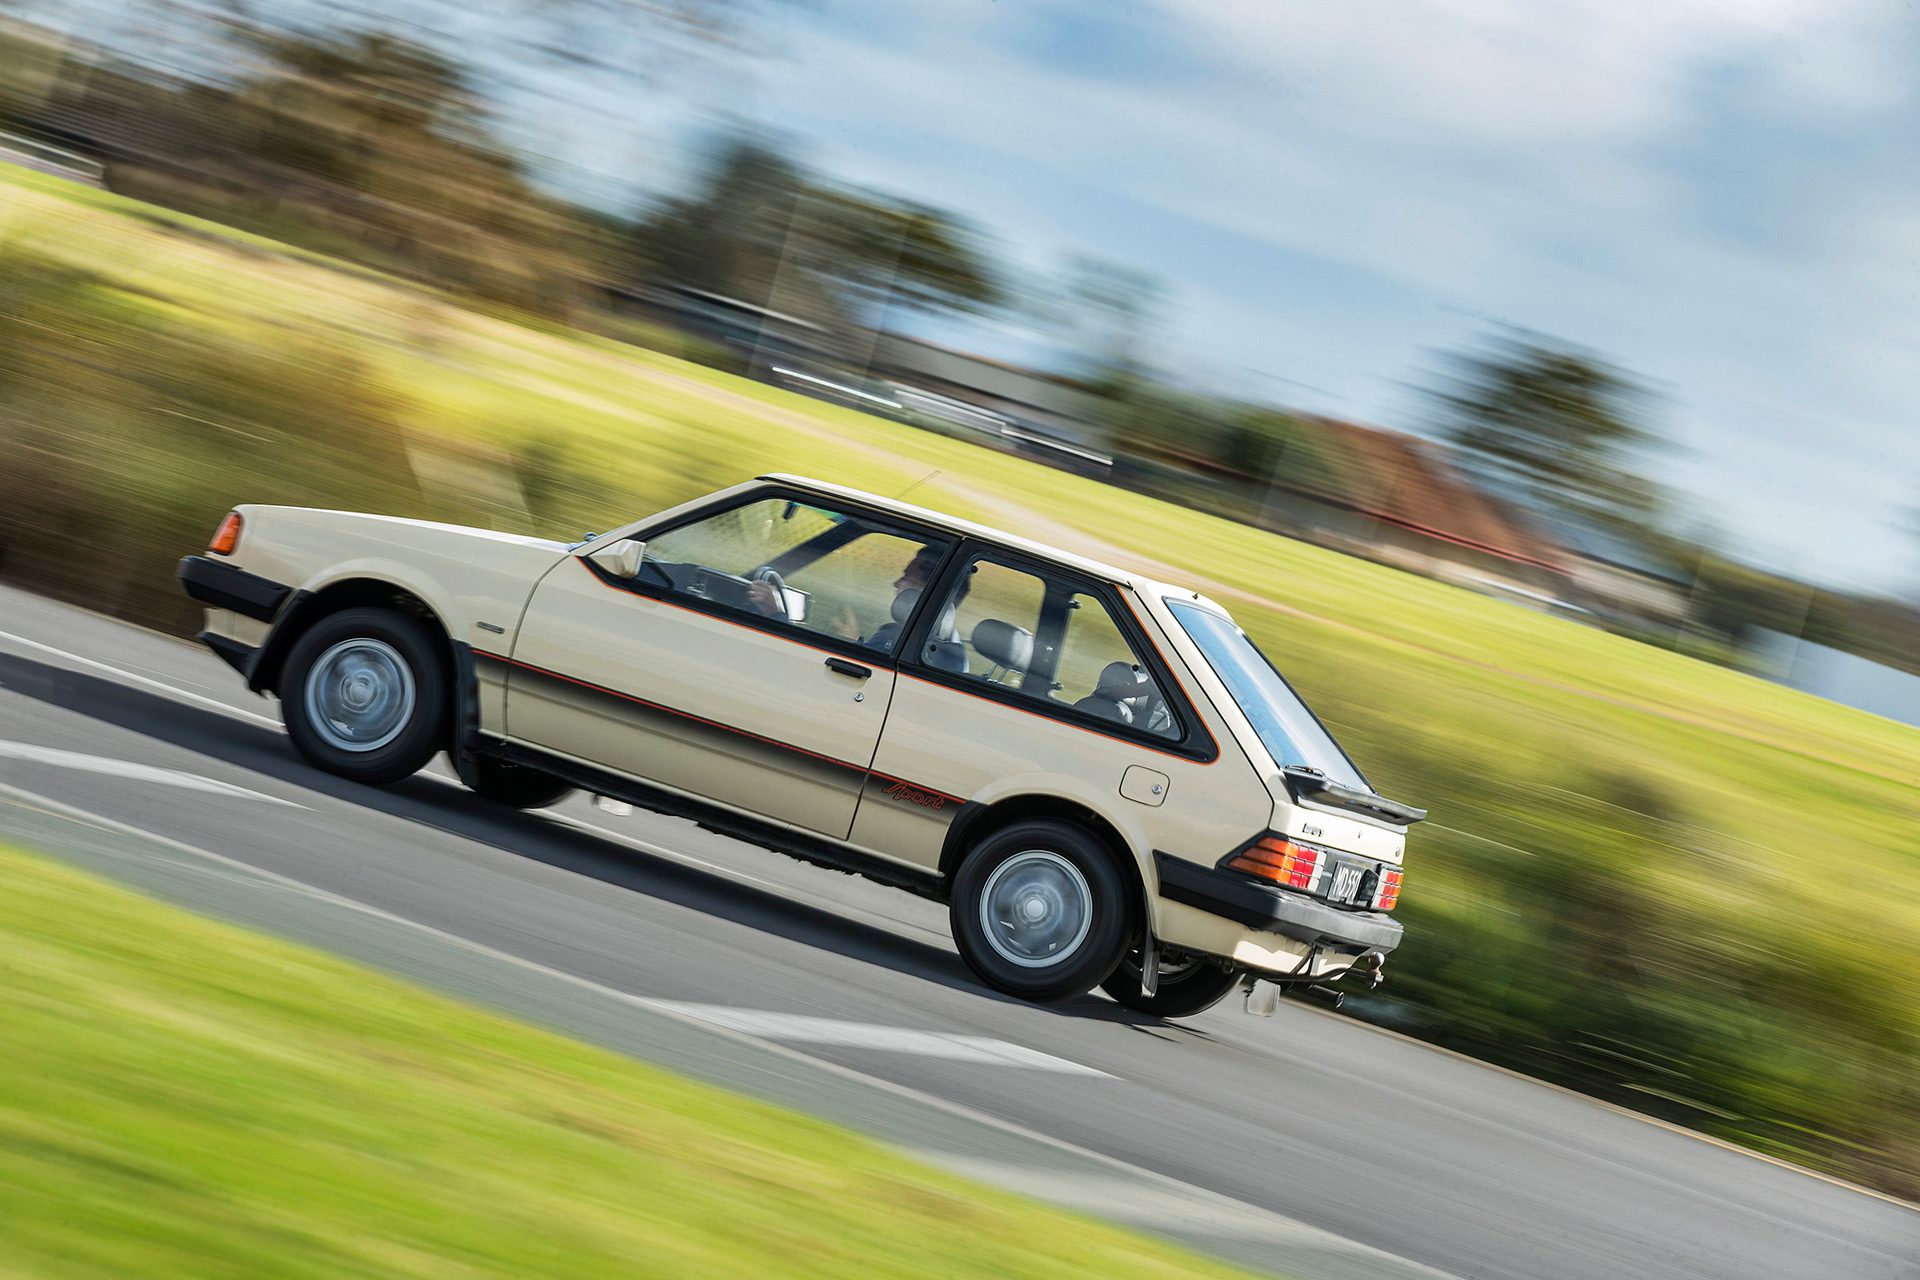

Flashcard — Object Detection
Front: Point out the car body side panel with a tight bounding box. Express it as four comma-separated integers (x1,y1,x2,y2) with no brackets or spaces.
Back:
1137,585,1409,863
212,505,569,733
505,555,899,841
855,671,1272,934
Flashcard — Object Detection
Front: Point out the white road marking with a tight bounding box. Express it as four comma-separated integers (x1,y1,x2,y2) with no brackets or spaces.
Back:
0,621,921,929
636,1001,1111,1076
912,1153,1415,1247
0,779,1462,1279
3,605,1913,1224
0,627,282,729
0,740,305,808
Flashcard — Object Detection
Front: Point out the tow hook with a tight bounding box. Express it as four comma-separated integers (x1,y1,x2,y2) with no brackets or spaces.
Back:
1351,949,1386,990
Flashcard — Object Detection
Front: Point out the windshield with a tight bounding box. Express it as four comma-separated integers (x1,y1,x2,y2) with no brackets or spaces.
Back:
1167,601,1370,791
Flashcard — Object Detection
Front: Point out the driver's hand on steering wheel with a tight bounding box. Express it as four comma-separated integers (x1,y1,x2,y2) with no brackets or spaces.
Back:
745,580,783,616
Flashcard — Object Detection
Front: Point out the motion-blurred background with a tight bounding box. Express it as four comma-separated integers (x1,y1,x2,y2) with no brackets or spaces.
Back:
1,0,1916,1198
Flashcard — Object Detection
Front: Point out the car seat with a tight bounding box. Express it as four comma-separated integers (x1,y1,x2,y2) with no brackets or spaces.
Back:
971,619,1033,683
1075,661,1151,724
872,588,969,673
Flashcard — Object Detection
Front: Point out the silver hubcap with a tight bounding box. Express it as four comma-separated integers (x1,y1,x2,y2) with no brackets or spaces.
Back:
304,638,415,753
979,850,1093,969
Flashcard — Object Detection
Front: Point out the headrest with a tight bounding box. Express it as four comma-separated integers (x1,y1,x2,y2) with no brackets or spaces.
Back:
971,619,1033,672
1095,661,1151,700
890,587,920,624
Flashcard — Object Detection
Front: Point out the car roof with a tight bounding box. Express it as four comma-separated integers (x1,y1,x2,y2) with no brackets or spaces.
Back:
759,472,1177,595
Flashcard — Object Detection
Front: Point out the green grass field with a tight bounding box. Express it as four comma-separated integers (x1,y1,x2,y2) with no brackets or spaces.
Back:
1,162,1916,1195
0,843,1264,1279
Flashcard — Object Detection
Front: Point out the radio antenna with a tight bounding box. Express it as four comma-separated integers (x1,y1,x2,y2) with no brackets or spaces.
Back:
895,469,941,502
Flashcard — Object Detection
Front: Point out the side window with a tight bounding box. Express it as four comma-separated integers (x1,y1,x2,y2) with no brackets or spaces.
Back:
929,556,1180,739
939,559,1047,684
629,496,945,650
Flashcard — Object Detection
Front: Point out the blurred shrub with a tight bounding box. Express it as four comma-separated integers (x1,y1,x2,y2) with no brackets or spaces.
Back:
0,249,424,630
1351,728,1920,1197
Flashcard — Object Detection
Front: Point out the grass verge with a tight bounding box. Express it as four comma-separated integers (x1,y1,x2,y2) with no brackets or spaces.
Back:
0,842,1263,1279
1,161,1916,1195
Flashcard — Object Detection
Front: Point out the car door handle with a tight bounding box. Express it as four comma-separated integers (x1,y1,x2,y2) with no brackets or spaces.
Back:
824,657,872,680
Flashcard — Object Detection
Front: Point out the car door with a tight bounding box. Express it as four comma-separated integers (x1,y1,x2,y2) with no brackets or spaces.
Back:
850,547,1218,868
505,492,951,840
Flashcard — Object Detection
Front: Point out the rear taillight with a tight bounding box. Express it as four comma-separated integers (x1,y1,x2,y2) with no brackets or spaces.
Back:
1228,836,1320,890
1376,868,1403,910
209,512,242,556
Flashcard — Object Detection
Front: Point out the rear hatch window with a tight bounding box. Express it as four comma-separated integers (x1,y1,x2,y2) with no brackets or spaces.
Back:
1165,601,1369,790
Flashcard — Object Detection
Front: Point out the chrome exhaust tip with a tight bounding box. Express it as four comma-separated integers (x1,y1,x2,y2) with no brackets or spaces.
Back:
1302,984,1345,1011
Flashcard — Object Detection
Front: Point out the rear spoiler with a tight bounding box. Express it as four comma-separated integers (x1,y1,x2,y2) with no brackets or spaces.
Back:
1281,767,1427,826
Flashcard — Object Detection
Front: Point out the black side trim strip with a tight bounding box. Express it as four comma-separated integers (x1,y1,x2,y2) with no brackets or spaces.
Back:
178,555,291,622
1154,851,1404,952
484,651,872,780
488,740,948,900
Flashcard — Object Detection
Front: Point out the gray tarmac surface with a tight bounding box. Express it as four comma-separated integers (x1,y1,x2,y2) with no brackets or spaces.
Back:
0,584,1913,1280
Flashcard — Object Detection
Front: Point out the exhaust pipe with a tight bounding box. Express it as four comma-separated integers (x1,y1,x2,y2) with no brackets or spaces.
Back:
1300,984,1345,1011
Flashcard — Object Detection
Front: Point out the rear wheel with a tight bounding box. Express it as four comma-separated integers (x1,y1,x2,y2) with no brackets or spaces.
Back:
463,756,574,810
949,820,1130,1003
1100,951,1240,1018
280,607,447,786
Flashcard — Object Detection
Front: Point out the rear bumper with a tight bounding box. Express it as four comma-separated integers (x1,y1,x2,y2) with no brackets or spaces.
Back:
178,555,290,622
1154,852,1404,954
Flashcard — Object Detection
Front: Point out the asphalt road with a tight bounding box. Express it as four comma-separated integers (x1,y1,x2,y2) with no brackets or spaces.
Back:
0,585,1913,1280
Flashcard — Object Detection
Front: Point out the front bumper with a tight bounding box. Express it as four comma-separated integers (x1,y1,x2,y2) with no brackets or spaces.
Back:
178,555,290,622
1154,851,1404,954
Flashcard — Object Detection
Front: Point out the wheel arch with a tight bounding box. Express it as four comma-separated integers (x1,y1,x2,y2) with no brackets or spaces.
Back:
249,576,474,764
940,791,1154,938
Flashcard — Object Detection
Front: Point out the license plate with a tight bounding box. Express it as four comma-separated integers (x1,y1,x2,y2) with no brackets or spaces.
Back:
1330,864,1365,902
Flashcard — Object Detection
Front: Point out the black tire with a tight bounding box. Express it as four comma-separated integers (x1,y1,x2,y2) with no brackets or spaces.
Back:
280,606,447,786
1100,952,1240,1019
948,820,1131,1003
463,756,574,810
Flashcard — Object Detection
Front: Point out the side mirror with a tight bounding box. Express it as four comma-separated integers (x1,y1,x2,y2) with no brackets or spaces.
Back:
592,538,646,579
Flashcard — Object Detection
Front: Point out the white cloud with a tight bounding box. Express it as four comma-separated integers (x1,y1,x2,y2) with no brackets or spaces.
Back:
748,0,1920,587
1159,0,1901,143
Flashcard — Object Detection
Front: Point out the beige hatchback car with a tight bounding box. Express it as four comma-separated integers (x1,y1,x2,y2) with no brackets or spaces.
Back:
180,475,1423,1018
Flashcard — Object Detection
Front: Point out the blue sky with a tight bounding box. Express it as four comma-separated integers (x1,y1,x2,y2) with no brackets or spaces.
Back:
56,0,1920,593
572,0,1920,595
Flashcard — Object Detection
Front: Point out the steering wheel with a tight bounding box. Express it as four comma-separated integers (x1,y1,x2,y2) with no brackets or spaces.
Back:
749,566,789,621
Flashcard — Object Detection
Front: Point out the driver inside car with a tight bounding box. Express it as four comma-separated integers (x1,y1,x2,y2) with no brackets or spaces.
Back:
745,544,961,653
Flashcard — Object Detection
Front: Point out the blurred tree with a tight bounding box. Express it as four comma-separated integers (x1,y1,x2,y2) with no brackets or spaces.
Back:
211,26,597,308
626,133,1000,332
1426,330,1668,536
1063,255,1162,385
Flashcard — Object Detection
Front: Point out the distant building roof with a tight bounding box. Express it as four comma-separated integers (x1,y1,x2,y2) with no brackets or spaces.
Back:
1280,417,1567,573
1461,470,1688,584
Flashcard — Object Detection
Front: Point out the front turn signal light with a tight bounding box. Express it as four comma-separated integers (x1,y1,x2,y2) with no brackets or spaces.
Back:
209,512,243,556
1227,836,1320,890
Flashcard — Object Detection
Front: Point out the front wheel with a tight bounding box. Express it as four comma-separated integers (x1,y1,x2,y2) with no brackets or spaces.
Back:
280,607,447,786
1100,952,1240,1018
462,756,574,809
949,820,1130,1003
